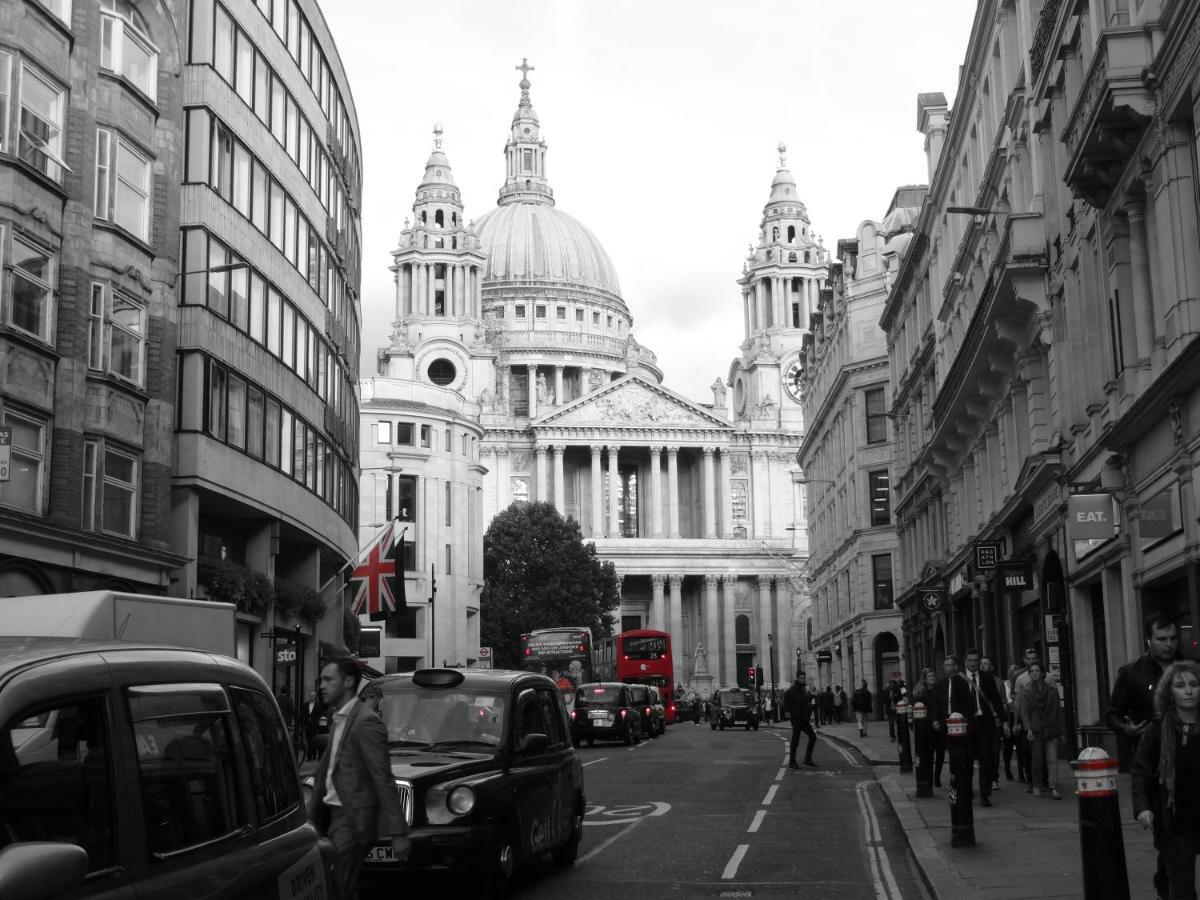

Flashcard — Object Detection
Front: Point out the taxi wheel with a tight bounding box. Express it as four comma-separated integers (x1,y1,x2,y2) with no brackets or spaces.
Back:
552,803,584,867
477,827,518,898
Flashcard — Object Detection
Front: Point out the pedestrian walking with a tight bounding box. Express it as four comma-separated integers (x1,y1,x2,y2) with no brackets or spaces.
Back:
1109,614,1183,900
819,686,835,726
1002,664,1020,782
784,672,817,768
852,680,873,737
932,650,1007,807
276,684,296,728
1134,659,1200,900
912,667,946,786
307,657,410,899
833,685,846,723
981,656,1003,791
1018,661,1063,799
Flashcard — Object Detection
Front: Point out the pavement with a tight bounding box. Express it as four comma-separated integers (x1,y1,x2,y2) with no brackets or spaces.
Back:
798,719,1159,899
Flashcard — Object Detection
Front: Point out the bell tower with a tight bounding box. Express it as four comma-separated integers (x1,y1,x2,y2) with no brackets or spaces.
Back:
499,58,554,208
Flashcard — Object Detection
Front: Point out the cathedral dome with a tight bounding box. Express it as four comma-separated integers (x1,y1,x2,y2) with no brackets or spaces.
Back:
475,202,623,302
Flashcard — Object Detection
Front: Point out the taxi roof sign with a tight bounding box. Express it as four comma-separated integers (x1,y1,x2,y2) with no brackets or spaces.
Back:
412,668,466,688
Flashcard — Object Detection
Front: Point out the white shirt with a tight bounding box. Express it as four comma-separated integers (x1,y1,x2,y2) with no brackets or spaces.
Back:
968,672,983,716
322,696,359,808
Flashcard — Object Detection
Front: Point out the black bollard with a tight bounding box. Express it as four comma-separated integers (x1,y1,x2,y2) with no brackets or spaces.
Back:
896,698,913,773
913,700,933,797
1073,748,1129,900
946,712,975,847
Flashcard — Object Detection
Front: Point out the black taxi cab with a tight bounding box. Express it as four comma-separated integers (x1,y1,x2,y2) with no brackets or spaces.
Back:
359,668,585,897
0,637,336,900
707,687,761,731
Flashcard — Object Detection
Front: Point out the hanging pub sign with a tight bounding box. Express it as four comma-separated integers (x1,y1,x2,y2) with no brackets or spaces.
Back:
919,589,945,614
1067,493,1119,541
974,541,1001,570
1140,489,1178,541
996,562,1033,591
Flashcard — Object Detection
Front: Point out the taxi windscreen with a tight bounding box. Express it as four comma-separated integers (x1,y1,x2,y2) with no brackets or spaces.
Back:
575,685,622,706
718,691,749,707
377,687,508,749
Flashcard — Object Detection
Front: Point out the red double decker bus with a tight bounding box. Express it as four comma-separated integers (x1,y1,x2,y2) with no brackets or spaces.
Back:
520,627,594,712
598,629,677,724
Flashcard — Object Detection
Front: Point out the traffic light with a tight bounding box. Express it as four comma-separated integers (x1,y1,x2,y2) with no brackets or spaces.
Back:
755,666,764,687
747,666,756,686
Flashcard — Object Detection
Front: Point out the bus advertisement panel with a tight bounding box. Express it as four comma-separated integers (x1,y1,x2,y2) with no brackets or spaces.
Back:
520,627,593,710
614,629,677,723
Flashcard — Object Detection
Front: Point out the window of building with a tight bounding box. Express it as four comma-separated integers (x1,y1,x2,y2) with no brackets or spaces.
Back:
0,408,46,513
556,306,566,320
868,469,891,526
535,305,546,319
18,62,67,181
734,614,750,644
246,385,264,458
607,315,613,329
208,361,226,440
377,420,392,444
35,0,72,25
87,282,147,385
522,148,533,172
395,474,417,522
9,237,55,342
444,481,451,526
445,544,452,575
100,0,158,100
226,374,246,449
95,129,151,240
384,607,418,639
85,443,138,537
396,422,413,445
0,53,11,154
575,308,583,322
427,358,456,386
872,554,894,610
420,424,431,448
515,305,525,318
865,387,887,444
593,311,600,325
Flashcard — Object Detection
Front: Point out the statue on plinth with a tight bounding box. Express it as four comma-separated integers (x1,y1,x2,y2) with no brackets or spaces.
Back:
693,642,708,676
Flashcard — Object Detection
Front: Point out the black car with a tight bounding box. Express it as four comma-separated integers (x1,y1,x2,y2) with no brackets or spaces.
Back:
708,687,761,731
570,683,643,746
626,684,662,738
359,668,585,897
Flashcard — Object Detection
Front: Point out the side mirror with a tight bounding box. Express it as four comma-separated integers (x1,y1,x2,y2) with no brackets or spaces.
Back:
0,843,89,900
518,732,550,754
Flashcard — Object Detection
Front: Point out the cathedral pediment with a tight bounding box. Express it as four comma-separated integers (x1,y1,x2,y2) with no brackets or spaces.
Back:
535,375,730,430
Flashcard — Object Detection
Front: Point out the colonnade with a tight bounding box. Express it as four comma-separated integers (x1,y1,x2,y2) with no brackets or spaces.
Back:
397,261,483,318
743,274,820,332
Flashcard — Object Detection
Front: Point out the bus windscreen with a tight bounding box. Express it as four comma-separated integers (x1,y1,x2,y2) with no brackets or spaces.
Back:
623,636,666,658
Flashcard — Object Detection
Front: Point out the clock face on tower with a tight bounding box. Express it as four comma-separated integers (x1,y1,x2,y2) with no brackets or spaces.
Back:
783,359,804,403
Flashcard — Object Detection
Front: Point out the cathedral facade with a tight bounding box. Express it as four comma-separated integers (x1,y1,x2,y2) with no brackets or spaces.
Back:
358,66,822,693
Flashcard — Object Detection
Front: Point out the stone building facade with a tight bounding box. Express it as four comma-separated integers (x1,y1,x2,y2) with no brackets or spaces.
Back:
361,71,816,693
882,0,1200,751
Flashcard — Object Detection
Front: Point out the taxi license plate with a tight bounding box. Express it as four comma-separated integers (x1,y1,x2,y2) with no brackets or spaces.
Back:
365,845,396,864
588,710,607,719
593,720,610,726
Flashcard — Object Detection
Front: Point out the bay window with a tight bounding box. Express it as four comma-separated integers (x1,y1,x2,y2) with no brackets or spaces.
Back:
95,129,151,240
18,63,67,181
102,446,138,536
87,282,147,385
0,409,46,513
100,0,158,100
9,237,55,342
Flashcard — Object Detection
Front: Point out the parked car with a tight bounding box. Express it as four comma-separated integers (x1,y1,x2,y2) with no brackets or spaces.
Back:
0,637,338,900
358,668,585,897
708,687,762,731
647,686,667,735
570,683,642,746
626,684,662,738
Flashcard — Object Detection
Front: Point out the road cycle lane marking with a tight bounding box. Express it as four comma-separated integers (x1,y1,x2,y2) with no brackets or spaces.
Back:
721,844,750,879
583,802,671,826
747,810,766,833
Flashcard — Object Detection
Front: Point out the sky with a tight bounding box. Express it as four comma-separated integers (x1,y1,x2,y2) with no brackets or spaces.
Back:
320,1,980,404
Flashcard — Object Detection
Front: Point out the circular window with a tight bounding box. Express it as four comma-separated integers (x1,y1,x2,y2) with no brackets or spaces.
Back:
428,358,457,386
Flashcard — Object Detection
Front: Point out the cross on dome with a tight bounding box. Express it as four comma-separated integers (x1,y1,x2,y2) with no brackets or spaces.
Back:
433,123,443,150
516,57,535,108
778,142,787,168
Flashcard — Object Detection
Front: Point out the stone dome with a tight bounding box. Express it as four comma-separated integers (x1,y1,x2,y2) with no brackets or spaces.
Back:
474,202,623,303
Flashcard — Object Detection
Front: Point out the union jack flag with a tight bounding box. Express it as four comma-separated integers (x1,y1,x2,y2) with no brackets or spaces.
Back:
350,523,406,621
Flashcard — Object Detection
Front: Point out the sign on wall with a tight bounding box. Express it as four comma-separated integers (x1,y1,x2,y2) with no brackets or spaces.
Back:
919,589,945,614
1067,493,1119,541
1140,489,1179,541
974,541,1001,570
996,562,1033,591
358,628,382,659
0,426,10,482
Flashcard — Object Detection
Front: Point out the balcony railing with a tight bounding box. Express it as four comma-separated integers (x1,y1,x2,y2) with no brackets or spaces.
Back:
1029,0,1064,82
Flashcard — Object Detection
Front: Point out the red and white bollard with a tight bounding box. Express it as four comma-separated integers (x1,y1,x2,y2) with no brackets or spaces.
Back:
913,701,933,797
946,712,974,847
1072,747,1129,900
896,698,913,773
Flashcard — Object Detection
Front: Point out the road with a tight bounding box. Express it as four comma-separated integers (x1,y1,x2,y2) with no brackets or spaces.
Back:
509,720,927,899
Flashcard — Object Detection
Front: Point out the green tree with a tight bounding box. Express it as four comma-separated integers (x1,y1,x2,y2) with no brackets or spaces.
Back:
481,502,619,668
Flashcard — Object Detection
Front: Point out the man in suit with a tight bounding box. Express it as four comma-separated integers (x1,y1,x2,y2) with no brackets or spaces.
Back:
932,650,1008,806
308,658,409,898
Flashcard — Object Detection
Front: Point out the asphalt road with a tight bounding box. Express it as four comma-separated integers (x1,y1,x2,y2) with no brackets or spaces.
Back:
509,720,928,899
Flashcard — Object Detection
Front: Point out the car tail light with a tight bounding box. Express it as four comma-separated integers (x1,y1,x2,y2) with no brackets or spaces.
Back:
620,708,626,719
570,709,577,720
645,707,652,716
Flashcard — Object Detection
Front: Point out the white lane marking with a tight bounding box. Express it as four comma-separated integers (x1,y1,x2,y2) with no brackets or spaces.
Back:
625,739,648,751
820,735,858,766
583,801,671,826
747,809,766,833
856,781,902,900
577,818,641,864
761,784,778,806
582,757,608,767
774,767,786,782
722,843,750,880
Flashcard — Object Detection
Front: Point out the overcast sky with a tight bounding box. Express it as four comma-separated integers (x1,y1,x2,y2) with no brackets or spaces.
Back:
321,1,980,403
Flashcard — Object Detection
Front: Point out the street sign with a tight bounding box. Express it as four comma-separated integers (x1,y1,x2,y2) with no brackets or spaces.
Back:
477,646,493,669
997,562,1033,591
919,589,945,613
358,627,381,659
1067,493,1119,540
974,541,1001,570
815,649,832,663
0,426,11,482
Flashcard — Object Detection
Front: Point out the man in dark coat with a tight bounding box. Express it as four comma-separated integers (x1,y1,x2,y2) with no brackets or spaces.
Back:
932,649,1007,807
1107,614,1181,900
783,672,817,769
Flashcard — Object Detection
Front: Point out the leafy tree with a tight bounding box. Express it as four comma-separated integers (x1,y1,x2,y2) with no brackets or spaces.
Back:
481,502,619,669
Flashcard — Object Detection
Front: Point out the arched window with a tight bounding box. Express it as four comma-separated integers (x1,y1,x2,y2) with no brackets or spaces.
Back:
788,252,797,263
787,225,796,243
804,251,811,263
771,227,779,241
735,614,751,645
420,211,427,225
434,210,444,228
451,212,457,227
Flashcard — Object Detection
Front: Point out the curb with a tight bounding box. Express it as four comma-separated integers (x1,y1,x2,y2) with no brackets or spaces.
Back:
815,727,900,766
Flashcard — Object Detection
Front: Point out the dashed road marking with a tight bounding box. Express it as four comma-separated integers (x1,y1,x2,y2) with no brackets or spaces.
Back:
774,766,785,781
582,757,607,767
747,809,766,833
721,843,750,879
761,784,778,806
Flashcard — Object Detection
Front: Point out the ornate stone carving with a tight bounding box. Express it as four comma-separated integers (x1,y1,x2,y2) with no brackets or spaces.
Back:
651,574,666,590
729,454,749,476
510,450,531,472
558,383,711,427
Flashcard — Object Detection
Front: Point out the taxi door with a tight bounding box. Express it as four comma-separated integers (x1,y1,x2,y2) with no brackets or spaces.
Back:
509,687,566,859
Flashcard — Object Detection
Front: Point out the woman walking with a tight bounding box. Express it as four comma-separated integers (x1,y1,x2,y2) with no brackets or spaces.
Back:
1134,659,1200,899
1018,661,1063,798
913,668,946,787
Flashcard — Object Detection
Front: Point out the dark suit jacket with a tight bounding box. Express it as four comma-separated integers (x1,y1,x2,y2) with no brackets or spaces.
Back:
307,699,407,845
932,671,1005,731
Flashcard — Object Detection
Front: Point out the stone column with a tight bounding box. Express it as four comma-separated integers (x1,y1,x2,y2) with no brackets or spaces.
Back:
535,445,548,502
755,280,766,330
702,447,717,538
757,575,773,677
552,443,565,513
590,445,603,537
720,450,734,538
526,364,538,419
496,446,511,510
776,579,793,682
775,277,785,328
743,290,751,337
1127,201,1156,367
650,574,665,632
669,575,685,688
649,446,664,538
667,446,681,538
721,574,737,687
554,366,564,406
704,574,720,686
607,445,621,537
751,449,768,538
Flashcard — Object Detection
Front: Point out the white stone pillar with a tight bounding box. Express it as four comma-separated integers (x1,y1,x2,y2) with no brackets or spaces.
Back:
704,574,720,686
743,290,751,337
720,450,734,538
554,365,564,406
649,446,664,538
702,447,717,538
607,445,621,537
590,445,603,538
757,575,773,675
526,364,537,419
721,574,736,687
669,574,685,688
650,574,665,632
497,447,511,509
667,446,681,538
751,450,767,538
552,443,565,513
755,280,766,330
775,579,792,682
1127,201,1156,366
535,446,548,502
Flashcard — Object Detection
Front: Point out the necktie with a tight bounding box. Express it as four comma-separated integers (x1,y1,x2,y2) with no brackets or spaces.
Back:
971,673,981,716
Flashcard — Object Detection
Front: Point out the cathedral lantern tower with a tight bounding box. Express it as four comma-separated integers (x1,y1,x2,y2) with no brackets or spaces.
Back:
383,126,490,392
727,144,828,430
499,58,554,208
